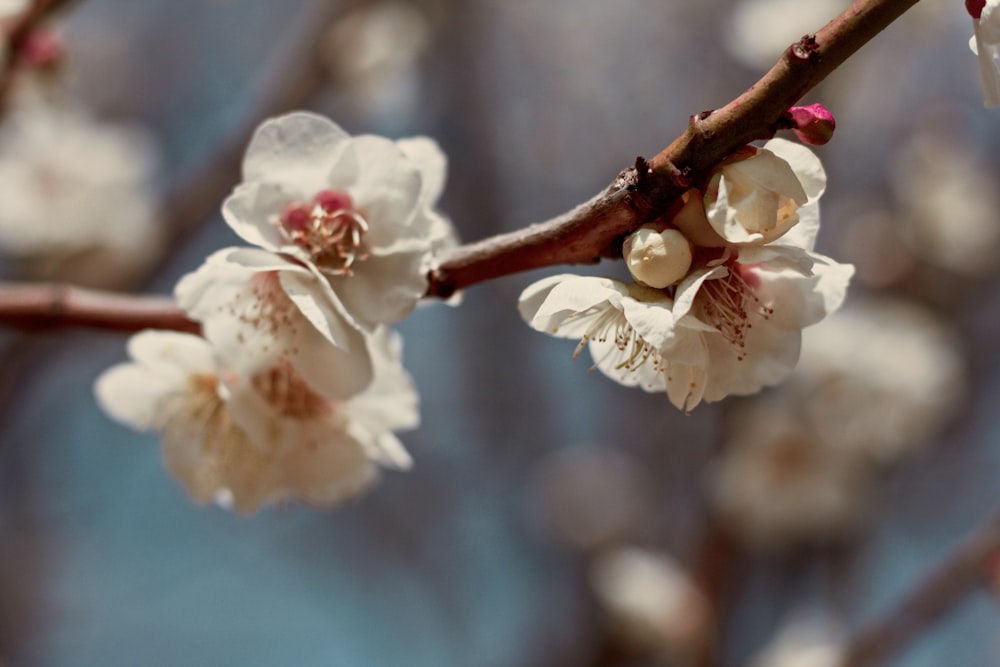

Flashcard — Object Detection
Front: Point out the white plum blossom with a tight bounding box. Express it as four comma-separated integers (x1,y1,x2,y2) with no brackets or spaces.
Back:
95,326,417,515
697,138,826,246
518,274,710,411
519,221,852,410
222,111,457,337
0,106,162,287
175,246,374,396
671,242,853,405
969,0,1000,108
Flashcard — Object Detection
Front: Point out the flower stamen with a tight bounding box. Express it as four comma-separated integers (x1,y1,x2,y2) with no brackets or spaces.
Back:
697,261,774,361
276,189,370,275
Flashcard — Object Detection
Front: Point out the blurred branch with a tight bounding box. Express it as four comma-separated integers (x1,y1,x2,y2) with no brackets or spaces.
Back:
843,510,1000,666
0,282,197,333
425,0,920,298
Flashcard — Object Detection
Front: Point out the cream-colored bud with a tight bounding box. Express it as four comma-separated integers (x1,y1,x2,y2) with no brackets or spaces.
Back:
624,227,693,288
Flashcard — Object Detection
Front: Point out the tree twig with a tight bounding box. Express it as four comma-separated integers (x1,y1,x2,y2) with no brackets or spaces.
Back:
0,282,196,333
425,0,921,298
843,510,1000,666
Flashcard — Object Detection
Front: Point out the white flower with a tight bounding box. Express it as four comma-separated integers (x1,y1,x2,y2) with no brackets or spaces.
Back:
698,138,826,246
222,111,457,333
518,274,710,411
970,0,1000,108
0,107,162,286
175,246,374,396
672,242,853,404
709,396,871,550
95,327,417,514
589,546,710,661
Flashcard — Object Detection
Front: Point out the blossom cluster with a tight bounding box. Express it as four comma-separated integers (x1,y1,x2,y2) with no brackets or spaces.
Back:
519,138,853,410
97,112,456,513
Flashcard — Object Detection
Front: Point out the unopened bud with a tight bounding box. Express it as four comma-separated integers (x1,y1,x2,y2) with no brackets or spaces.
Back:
786,104,836,146
623,226,693,289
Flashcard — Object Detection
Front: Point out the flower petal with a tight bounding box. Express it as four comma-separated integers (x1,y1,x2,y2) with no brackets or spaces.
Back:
243,112,349,188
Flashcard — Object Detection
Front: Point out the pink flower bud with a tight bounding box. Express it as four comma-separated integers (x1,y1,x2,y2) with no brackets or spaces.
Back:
786,104,836,146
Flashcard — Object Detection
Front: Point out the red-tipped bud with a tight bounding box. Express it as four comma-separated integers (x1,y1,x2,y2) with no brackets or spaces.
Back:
786,104,836,146
968,0,986,20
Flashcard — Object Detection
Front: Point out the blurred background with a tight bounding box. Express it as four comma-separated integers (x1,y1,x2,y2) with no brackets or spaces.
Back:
1,0,999,665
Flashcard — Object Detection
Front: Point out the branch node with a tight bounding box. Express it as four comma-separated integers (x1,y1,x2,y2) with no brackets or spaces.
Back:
790,34,820,62
634,155,650,182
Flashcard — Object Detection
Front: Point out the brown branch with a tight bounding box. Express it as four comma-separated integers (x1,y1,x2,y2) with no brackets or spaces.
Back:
0,282,197,334
0,0,922,331
425,0,921,298
843,510,1000,666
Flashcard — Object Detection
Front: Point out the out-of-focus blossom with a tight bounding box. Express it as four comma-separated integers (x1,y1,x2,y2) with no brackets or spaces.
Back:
969,0,1000,107
589,546,711,662
725,0,847,70
528,445,653,551
95,327,417,514
0,107,162,287
518,274,709,411
797,297,965,464
890,130,1000,277
710,398,871,549
222,111,457,338
322,1,431,123
749,611,844,667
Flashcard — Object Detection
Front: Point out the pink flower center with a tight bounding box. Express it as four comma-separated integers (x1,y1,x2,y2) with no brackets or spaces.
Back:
277,189,369,275
696,259,773,361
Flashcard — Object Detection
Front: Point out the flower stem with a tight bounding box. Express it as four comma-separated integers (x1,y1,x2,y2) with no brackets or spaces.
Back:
0,282,197,333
